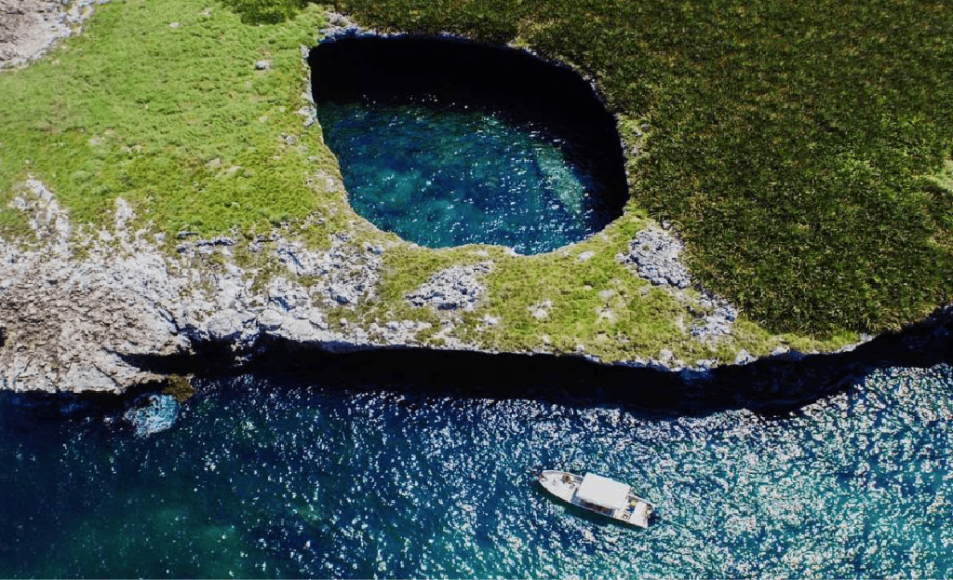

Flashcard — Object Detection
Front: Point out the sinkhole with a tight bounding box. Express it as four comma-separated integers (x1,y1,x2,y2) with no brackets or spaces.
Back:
308,36,629,255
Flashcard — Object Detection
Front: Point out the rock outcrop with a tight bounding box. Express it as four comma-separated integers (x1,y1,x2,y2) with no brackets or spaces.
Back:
0,177,390,392
617,226,738,345
0,0,107,70
406,262,491,312
619,227,691,289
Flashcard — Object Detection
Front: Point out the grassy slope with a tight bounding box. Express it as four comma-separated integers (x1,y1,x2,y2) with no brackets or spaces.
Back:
0,0,923,367
0,0,337,242
335,0,953,336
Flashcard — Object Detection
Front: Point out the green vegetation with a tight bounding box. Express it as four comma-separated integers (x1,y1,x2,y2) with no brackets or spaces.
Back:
0,0,335,244
331,0,953,336
226,0,304,24
162,374,196,402
1,0,949,367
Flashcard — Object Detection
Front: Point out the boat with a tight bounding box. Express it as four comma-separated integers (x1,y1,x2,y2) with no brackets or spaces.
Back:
536,470,654,528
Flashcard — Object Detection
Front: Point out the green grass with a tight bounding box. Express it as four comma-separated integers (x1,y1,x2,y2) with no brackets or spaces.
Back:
355,210,829,364
1,0,941,366
331,0,953,337
0,0,335,244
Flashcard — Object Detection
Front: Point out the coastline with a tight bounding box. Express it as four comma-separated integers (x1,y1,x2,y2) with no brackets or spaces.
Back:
0,0,948,395
2,167,949,395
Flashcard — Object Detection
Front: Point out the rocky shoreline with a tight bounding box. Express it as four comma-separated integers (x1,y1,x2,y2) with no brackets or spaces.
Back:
3,3,949,396
0,173,741,393
1,167,951,395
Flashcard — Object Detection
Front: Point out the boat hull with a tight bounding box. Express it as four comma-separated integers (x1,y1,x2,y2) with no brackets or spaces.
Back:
537,470,654,528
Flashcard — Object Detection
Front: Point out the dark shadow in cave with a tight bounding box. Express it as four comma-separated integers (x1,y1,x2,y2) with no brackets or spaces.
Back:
4,307,951,421
307,35,630,247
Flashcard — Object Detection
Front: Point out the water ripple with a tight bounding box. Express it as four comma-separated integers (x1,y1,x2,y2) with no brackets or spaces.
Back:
0,365,951,577
317,100,614,255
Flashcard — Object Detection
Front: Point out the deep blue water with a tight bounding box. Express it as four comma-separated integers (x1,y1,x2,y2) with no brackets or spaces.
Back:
317,100,618,255
2,364,952,578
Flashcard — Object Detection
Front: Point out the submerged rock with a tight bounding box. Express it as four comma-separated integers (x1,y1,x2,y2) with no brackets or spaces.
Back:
124,394,179,436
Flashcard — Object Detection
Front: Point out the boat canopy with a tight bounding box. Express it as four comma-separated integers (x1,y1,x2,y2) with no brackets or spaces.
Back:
576,473,630,510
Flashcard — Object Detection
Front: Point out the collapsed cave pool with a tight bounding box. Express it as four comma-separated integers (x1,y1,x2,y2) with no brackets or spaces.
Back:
309,36,629,255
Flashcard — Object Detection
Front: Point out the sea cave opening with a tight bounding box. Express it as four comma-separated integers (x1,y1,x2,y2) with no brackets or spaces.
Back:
308,36,629,255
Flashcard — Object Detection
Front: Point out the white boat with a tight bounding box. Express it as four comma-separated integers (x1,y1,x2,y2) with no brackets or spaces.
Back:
536,470,654,528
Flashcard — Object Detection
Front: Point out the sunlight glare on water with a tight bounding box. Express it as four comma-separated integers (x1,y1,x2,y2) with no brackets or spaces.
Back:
1,365,952,577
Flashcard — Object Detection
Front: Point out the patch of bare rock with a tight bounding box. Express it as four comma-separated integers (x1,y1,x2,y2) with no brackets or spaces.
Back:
406,263,491,312
0,0,106,70
0,178,391,393
617,225,739,349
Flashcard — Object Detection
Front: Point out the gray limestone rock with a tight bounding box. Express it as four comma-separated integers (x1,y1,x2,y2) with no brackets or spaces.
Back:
272,317,317,342
617,225,740,344
618,227,691,289
205,310,245,341
276,241,325,277
125,394,179,436
406,263,492,311
690,302,739,342
735,350,756,365
328,12,350,27
329,284,352,304
267,277,309,311
257,308,284,331
0,193,194,393
0,0,107,70
64,363,118,392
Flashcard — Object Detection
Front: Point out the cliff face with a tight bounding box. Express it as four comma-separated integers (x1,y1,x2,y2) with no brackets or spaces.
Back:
1,182,186,392
1,176,739,393
0,180,406,393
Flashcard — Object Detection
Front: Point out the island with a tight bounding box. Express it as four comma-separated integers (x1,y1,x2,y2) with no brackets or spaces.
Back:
0,0,951,394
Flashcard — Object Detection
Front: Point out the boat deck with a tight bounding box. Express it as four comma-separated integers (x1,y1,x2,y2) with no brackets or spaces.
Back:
537,470,654,528
539,471,582,502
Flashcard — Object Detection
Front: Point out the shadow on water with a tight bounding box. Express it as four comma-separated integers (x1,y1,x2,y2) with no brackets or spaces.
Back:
86,305,953,420
307,34,626,155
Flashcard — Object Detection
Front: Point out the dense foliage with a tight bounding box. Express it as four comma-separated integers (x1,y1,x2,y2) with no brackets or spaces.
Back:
224,0,304,24
321,0,953,335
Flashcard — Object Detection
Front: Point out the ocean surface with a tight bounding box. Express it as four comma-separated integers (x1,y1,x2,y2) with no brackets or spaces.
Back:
316,100,618,255
1,363,952,578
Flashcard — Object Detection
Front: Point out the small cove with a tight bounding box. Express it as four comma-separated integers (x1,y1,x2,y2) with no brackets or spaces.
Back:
309,37,629,254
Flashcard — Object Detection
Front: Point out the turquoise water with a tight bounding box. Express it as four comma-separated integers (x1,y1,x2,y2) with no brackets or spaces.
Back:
2,364,952,577
317,100,618,255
